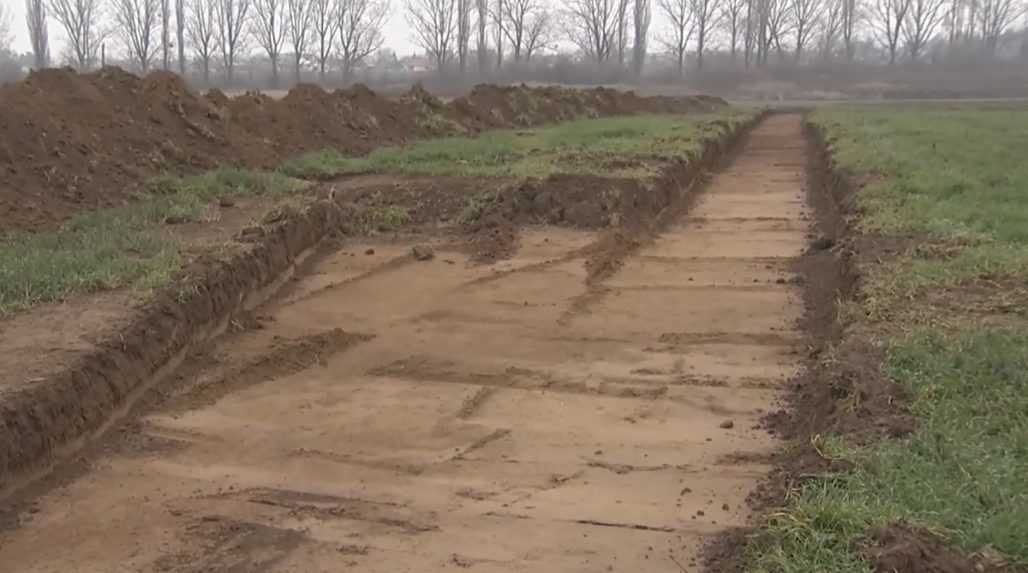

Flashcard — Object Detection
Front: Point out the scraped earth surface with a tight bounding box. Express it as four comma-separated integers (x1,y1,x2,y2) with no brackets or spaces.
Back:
0,115,809,572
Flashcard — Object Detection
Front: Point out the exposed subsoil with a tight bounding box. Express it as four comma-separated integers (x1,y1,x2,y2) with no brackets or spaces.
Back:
0,115,809,571
0,69,723,234
702,118,1020,573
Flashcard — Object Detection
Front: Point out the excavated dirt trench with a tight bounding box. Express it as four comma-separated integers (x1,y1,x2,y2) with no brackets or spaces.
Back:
0,114,810,572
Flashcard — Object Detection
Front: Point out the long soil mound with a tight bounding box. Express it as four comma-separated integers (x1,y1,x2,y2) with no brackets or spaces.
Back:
0,68,724,234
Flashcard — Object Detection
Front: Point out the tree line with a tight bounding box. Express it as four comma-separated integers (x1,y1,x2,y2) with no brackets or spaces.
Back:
3,0,1026,86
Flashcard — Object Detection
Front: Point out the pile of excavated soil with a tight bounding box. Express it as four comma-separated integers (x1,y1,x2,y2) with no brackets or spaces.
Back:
0,68,726,234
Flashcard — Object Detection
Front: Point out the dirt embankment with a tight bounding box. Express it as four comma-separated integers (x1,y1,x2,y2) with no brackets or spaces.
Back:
701,117,1011,573
0,68,724,234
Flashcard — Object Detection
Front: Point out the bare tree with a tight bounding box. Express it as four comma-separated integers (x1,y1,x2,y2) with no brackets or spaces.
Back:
870,0,911,63
476,0,488,72
563,0,618,63
492,0,504,67
285,0,311,82
187,0,217,82
903,0,945,60
49,0,104,69
501,0,545,61
744,0,754,64
176,0,186,72
841,0,858,59
161,0,171,68
977,0,1025,53
407,0,456,73
253,0,287,84
657,0,693,74
691,0,721,70
631,0,651,75
216,0,251,83
721,0,747,62
339,0,388,79
791,0,823,60
614,0,630,65
819,0,845,58
523,8,551,58
310,0,337,78
25,0,51,68
115,0,160,72
0,4,13,53
457,0,473,72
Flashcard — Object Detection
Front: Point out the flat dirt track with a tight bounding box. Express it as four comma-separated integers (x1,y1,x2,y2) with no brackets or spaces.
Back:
0,115,810,572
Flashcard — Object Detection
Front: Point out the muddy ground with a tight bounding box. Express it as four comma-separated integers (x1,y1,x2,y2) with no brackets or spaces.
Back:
0,114,816,570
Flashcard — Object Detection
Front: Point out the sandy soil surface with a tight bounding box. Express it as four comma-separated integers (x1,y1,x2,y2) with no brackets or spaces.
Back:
0,114,809,572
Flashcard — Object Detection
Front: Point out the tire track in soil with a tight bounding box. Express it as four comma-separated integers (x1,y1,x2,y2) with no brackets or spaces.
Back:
0,115,810,572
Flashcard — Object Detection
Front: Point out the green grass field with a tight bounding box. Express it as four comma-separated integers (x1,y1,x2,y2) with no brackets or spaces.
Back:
748,107,1028,572
1,111,749,316
279,111,751,180
0,169,302,315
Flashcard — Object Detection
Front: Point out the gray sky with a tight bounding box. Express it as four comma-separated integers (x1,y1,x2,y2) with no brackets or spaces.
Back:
1,0,421,57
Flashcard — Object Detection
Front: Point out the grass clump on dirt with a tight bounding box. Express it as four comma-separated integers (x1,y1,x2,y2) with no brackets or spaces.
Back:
281,111,752,180
749,106,1028,571
0,168,302,315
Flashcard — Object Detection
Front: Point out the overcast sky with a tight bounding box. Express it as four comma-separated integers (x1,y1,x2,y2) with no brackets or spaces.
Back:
1,0,422,57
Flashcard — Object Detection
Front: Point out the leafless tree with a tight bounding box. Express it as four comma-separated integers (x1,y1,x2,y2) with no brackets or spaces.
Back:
744,0,754,64
614,0,630,65
903,0,945,60
476,0,488,72
310,0,337,78
253,0,287,84
841,0,858,59
49,0,104,69
631,0,651,74
819,0,844,58
657,0,693,74
791,0,822,60
0,4,13,53
216,0,251,83
721,0,747,62
501,0,545,61
407,0,456,72
761,0,792,62
285,0,311,82
977,0,1026,52
691,0,721,69
870,0,911,63
176,0,186,72
161,0,171,68
457,0,473,72
339,0,388,78
187,0,217,81
115,0,160,72
523,8,551,58
563,0,618,62
492,0,505,66
25,0,51,68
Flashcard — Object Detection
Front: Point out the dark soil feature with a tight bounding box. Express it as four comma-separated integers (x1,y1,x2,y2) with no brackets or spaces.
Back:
866,525,1017,573
0,68,725,234
766,122,915,446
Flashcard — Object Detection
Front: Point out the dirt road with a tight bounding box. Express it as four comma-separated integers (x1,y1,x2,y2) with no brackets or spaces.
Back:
0,114,809,572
